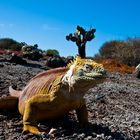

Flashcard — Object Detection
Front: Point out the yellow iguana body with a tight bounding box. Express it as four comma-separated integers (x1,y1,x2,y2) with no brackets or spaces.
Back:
0,56,106,135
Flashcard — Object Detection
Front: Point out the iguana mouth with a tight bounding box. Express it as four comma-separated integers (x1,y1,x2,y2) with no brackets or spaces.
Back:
77,66,107,81
77,72,105,81
85,72,103,78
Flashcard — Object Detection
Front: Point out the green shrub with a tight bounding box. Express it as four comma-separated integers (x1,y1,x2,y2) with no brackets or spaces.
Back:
45,49,59,57
22,44,43,60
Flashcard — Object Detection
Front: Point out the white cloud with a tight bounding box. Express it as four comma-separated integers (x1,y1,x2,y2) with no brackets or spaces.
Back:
42,24,60,31
0,23,14,28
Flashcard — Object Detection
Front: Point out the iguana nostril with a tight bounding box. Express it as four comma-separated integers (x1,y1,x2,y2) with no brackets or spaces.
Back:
77,69,84,76
100,70,107,75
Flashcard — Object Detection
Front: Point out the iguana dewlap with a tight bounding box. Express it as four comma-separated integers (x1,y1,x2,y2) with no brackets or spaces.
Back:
0,56,106,135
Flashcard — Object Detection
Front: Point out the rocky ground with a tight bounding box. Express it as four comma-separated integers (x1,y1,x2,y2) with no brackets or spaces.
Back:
0,57,140,140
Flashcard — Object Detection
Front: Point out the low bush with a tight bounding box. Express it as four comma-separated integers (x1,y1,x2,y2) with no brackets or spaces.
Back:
95,37,140,66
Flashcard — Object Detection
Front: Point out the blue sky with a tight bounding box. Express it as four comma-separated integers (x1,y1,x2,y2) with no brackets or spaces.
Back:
0,0,140,57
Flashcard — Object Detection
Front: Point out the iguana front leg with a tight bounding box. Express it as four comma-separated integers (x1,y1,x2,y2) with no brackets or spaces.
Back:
23,100,43,135
22,94,55,135
76,103,88,127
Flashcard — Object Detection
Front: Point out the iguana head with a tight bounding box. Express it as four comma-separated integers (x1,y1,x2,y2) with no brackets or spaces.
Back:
62,56,106,91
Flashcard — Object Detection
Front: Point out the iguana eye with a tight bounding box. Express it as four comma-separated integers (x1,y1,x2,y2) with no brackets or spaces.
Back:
83,64,92,72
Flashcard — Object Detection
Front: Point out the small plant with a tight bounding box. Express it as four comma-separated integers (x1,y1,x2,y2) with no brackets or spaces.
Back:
45,49,59,57
22,44,42,60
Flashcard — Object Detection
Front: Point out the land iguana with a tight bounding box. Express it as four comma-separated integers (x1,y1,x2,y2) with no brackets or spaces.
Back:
0,56,106,135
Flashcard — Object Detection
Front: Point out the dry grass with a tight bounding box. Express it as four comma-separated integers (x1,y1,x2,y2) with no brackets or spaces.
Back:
99,59,135,74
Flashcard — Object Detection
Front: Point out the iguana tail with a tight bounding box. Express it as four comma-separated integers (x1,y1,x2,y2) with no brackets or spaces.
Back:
9,86,21,97
0,96,18,110
0,86,21,110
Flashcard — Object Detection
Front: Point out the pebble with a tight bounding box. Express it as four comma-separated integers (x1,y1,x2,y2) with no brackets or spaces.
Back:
78,133,86,139
135,135,140,140
92,132,97,138
0,136,5,140
86,136,93,140
73,133,78,137
0,64,4,67
107,135,112,140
